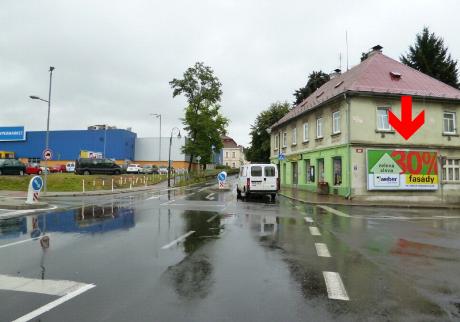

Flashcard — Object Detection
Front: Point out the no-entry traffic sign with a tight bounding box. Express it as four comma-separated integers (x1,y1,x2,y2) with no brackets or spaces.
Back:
43,148,53,160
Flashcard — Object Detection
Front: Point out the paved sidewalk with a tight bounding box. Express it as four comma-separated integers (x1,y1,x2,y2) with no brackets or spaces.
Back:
280,187,460,209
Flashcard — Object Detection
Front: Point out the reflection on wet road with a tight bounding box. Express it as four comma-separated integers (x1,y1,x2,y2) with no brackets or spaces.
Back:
1,179,459,321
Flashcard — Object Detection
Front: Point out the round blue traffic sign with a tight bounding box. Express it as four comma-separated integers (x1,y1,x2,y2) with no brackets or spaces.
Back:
31,176,43,192
217,172,227,181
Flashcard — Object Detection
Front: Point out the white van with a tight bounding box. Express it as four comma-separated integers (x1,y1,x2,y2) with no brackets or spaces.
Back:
237,164,279,200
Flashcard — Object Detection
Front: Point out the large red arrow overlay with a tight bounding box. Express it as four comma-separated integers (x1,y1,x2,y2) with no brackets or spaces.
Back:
388,96,425,140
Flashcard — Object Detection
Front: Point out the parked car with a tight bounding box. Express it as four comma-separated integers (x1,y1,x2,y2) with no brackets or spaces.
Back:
50,164,66,173
26,163,42,175
66,162,75,172
74,158,122,175
126,164,143,174
0,158,26,175
237,164,279,200
158,167,168,175
142,164,158,174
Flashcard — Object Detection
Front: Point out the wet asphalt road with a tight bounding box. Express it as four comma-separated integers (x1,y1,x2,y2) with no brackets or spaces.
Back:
1,178,460,322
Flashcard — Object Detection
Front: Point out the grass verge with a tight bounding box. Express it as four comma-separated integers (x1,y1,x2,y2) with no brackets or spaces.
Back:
0,173,168,192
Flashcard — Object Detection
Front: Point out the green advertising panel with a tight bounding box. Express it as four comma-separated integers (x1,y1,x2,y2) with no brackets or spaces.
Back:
367,149,438,190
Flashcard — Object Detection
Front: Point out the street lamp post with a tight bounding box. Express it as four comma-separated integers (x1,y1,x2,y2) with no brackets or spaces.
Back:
150,113,161,163
168,127,181,188
29,66,55,194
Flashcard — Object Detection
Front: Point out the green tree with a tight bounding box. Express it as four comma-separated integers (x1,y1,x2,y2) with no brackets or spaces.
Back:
246,102,290,163
293,71,330,105
170,62,228,171
401,27,459,88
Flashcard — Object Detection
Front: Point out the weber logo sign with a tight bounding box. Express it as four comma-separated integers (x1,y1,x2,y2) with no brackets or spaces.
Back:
374,174,400,187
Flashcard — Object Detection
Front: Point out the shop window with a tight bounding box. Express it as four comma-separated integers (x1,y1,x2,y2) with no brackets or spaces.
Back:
333,157,342,185
305,159,314,183
443,112,456,134
443,159,460,182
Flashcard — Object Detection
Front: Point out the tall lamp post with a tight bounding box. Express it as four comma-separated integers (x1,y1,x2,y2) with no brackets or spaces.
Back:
168,127,181,188
30,66,55,194
150,113,161,163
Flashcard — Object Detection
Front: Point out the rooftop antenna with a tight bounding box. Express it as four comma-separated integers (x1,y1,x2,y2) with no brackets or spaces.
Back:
345,30,349,71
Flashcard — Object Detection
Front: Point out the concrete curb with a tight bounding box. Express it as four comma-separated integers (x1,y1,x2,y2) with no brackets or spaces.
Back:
0,201,49,210
279,193,460,209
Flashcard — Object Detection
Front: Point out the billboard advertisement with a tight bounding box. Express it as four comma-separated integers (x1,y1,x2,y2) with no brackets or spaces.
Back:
0,126,25,141
367,149,438,190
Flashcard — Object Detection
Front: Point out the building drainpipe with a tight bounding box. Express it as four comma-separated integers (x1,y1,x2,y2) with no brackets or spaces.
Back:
345,93,352,199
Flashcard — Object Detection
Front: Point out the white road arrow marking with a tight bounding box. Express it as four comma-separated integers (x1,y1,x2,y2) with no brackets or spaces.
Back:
205,193,215,201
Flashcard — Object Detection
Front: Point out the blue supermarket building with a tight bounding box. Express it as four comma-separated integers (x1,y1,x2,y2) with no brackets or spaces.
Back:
0,126,136,163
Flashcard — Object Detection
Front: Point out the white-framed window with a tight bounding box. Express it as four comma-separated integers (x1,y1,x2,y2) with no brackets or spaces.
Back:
232,162,236,168
377,108,391,131
316,118,323,138
232,151,236,158
332,111,341,134
274,134,279,150
443,112,456,134
225,151,229,158
282,132,287,147
443,159,460,182
303,123,309,142
292,127,297,145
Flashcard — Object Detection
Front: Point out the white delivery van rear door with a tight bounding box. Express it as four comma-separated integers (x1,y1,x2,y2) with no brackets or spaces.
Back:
263,165,277,191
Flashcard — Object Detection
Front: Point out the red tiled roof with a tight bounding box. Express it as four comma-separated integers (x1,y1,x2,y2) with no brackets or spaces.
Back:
272,52,460,128
222,136,238,148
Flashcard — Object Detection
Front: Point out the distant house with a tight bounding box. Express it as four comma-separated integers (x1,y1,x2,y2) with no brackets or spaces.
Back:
219,136,246,168
270,46,460,203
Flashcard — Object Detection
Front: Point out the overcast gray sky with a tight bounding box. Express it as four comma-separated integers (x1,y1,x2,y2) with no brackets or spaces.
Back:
1,0,459,146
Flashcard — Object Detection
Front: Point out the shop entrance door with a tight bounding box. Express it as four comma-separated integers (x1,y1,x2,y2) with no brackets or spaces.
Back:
292,162,298,185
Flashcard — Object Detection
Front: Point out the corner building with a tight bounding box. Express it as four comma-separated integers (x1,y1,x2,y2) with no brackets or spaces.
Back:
270,47,460,203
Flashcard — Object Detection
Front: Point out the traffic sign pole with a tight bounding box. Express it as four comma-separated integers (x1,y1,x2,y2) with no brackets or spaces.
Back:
42,148,53,194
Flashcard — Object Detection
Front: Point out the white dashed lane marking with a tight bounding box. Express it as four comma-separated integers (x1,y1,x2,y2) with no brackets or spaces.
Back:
318,205,351,218
206,214,219,223
315,243,331,257
161,231,195,250
309,226,321,236
323,271,349,301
